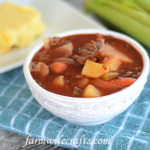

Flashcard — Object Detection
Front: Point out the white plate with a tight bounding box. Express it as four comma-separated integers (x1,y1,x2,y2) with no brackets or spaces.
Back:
0,0,106,74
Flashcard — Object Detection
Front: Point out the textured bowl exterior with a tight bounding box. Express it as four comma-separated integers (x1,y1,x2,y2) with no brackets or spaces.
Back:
24,29,149,125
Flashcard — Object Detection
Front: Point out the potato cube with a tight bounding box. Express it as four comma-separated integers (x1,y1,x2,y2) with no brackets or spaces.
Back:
53,76,65,87
81,60,108,78
105,43,133,63
55,42,73,57
83,84,101,98
101,72,119,80
103,56,121,71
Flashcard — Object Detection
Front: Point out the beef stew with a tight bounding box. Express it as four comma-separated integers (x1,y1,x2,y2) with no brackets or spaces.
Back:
30,33,143,98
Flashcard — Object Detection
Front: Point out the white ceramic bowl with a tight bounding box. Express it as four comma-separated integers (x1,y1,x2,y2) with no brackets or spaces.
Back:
24,29,149,126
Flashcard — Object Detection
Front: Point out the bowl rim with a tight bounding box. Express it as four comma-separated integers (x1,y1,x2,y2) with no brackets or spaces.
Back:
24,29,150,103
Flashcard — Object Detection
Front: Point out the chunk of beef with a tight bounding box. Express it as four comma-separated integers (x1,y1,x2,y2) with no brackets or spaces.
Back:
44,37,65,49
94,38,106,57
30,62,49,76
73,55,97,65
83,41,97,51
73,34,106,65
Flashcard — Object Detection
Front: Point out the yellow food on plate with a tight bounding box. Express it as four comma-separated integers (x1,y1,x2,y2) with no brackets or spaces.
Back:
0,2,45,54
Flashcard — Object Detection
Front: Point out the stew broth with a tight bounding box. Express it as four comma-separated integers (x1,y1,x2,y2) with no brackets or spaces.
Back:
30,34,143,98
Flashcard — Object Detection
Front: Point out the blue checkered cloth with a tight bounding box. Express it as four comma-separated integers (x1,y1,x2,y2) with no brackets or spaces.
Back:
0,67,150,150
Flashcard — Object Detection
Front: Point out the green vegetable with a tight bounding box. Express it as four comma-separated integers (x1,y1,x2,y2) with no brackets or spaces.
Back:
85,0,150,47
107,1,150,28
136,0,150,13
72,87,81,97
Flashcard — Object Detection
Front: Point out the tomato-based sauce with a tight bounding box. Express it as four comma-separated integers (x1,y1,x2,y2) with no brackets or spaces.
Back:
30,34,143,98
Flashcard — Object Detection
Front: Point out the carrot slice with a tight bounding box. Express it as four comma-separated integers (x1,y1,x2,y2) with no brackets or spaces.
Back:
91,79,122,90
50,62,67,74
109,78,135,87
91,78,135,92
